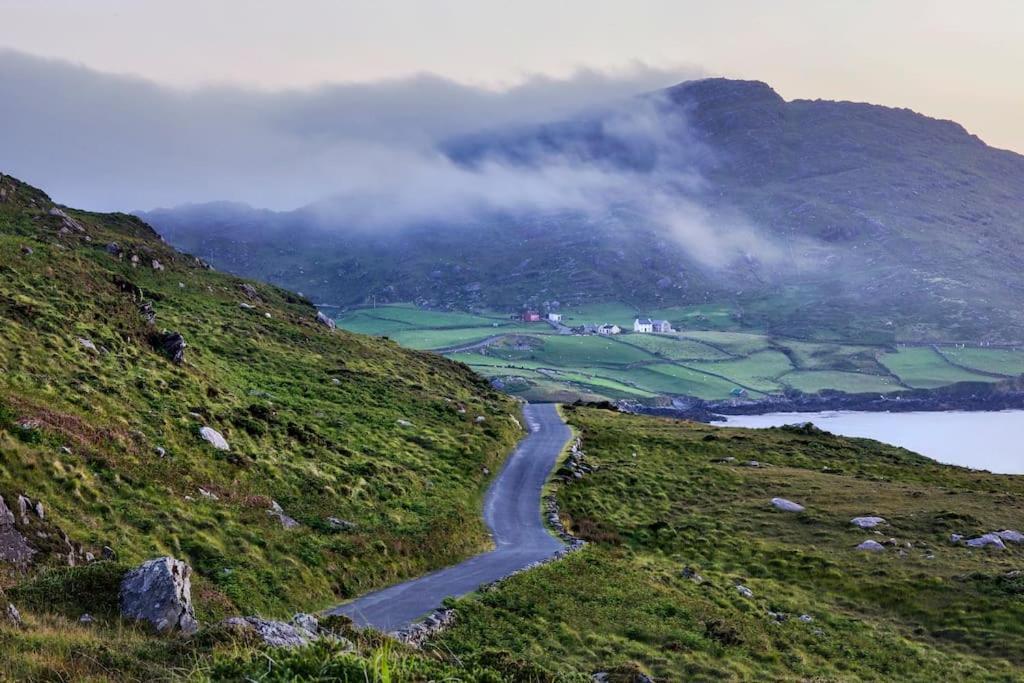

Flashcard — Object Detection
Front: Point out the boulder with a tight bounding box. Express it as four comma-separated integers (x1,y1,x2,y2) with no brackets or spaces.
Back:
996,529,1024,544
198,426,230,451
268,501,299,529
327,517,356,531
219,616,316,648
315,312,336,330
239,283,260,300
4,601,21,628
856,540,886,552
771,497,805,513
0,494,35,566
106,242,122,256
966,533,1006,549
851,516,886,529
119,556,198,634
736,585,754,598
77,337,98,353
156,331,187,364
151,259,165,271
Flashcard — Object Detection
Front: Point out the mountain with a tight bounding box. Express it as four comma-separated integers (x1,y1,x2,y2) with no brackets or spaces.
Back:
0,172,523,677
144,78,1024,343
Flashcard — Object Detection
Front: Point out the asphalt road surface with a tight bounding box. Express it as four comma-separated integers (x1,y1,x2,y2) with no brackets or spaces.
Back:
328,402,571,631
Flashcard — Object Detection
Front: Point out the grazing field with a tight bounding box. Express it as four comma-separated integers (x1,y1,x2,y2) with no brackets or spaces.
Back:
335,304,1024,402
438,407,1024,680
780,369,905,394
880,347,1002,389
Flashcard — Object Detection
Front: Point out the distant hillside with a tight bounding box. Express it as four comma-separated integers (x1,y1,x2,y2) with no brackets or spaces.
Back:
0,171,519,663
144,78,1024,342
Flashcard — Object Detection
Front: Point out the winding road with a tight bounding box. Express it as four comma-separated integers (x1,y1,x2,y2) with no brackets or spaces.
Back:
328,403,572,631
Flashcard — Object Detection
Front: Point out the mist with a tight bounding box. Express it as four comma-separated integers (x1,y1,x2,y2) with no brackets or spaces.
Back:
0,48,783,269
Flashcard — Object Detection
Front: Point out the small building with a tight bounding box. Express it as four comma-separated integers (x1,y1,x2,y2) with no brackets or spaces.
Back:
597,323,621,336
729,387,748,398
651,319,674,334
633,318,654,334
547,312,563,323
522,310,542,322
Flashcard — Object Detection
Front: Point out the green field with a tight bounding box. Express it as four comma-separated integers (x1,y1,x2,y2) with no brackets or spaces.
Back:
880,347,1002,389
335,304,1024,403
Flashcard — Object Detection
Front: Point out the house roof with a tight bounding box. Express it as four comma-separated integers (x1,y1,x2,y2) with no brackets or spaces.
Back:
636,318,653,325
652,319,670,325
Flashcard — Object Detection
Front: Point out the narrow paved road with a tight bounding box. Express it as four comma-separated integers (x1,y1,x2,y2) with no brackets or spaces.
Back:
328,403,571,631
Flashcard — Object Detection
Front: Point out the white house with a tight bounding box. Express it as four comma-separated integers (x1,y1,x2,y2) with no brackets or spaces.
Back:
633,318,654,333
547,312,563,323
597,323,621,335
651,319,673,334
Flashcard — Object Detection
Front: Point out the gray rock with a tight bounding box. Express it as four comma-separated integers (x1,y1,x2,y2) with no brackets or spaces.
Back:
154,446,166,458
396,419,413,427
151,259,165,271
77,337,99,353
315,311,336,330
106,242,122,256
474,415,486,423
966,533,1006,549
851,516,886,529
268,501,299,529
681,566,704,584
20,246,32,255
291,613,319,633
327,517,356,531
771,497,805,513
996,529,1024,544
102,546,117,561
239,302,255,310
736,585,754,598
856,540,886,552
5,601,21,627
79,613,95,624
239,283,260,300
198,426,230,451
119,556,198,634
219,616,316,648
156,331,186,364
950,533,963,543
799,614,814,623
0,495,35,566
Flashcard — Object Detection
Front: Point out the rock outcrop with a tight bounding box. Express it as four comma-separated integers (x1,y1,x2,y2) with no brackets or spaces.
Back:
315,311,336,329
198,426,230,451
219,613,351,649
0,494,35,567
267,500,299,529
154,330,187,364
771,497,805,513
851,516,886,529
119,556,198,635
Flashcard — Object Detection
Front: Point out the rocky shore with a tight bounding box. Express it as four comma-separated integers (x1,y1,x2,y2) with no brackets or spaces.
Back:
616,376,1024,423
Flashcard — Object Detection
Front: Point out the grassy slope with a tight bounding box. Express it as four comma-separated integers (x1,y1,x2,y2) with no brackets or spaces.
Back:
438,407,1024,681
0,174,522,679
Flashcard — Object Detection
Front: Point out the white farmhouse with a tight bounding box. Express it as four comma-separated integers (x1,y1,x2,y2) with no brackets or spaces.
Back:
547,312,563,323
651,319,673,334
597,323,621,335
633,318,654,333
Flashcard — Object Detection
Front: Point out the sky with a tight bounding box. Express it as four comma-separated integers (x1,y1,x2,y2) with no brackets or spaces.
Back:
2,0,1021,153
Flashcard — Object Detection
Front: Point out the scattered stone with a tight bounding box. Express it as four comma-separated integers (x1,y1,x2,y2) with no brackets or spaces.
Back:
239,283,260,300
102,546,117,561
155,330,186,364
198,426,230,451
138,301,156,325
220,616,315,647
950,533,963,543
79,613,95,624
315,311,336,330
0,495,36,566
851,516,887,529
391,607,456,647
681,566,704,584
966,533,1006,549
736,585,754,599
799,614,814,623
743,460,762,468
77,337,99,353
291,613,318,633
239,302,255,310
106,242,122,256
60,446,72,455
198,488,219,501
4,601,22,627
996,529,1024,544
327,517,355,531
713,456,737,464
151,259,165,271
771,497,805,513
154,446,166,458
396,419,413,427
119,556,197,634
268,501,299,529
48,207,85,233
857,540,886,552
20,246,32,255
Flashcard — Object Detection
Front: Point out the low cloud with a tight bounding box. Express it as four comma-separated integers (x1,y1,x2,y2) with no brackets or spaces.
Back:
0,49,783,269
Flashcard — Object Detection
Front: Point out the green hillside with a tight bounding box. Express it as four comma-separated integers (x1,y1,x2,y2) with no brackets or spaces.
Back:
0,173,522,679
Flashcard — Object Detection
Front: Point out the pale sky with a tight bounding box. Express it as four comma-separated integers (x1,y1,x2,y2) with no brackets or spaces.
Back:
1,0,1022,153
